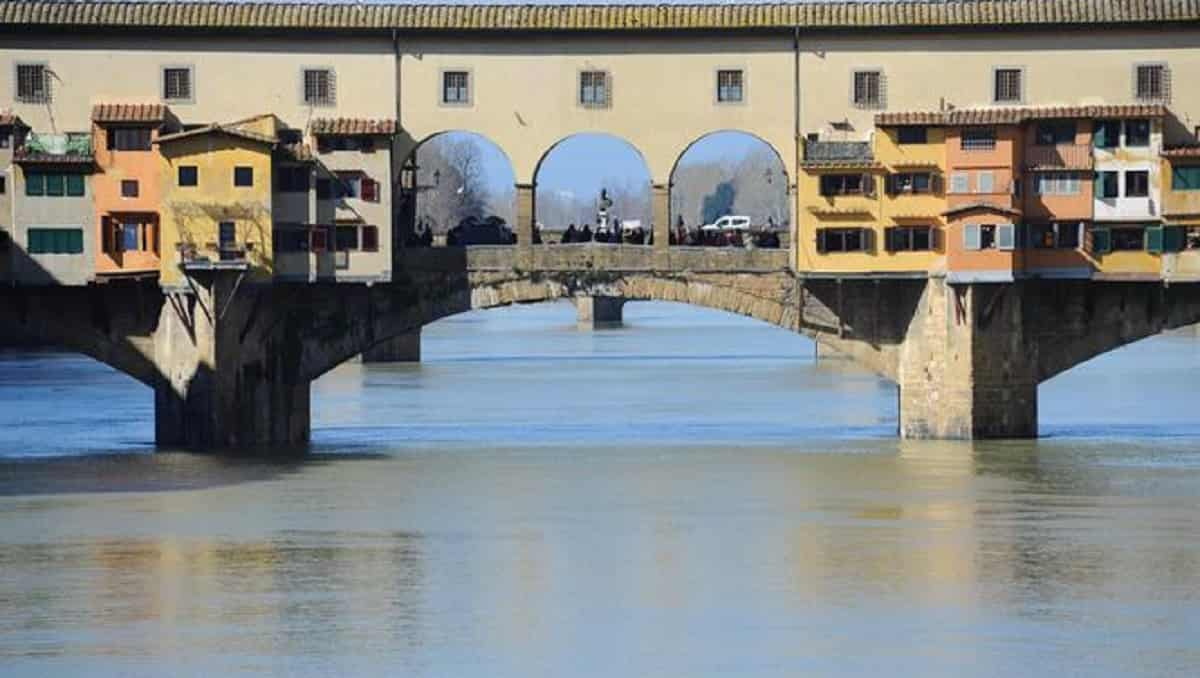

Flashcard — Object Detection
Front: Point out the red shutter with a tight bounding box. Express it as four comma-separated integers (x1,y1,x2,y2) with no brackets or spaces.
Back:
310,226,328,252
361,178,378,202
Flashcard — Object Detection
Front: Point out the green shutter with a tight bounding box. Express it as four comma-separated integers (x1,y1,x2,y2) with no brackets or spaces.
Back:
1145,225,1164,253
45,174,64,197
1172,166,1200,191
1163,225,1187,253
1091,227,1111,255
66,174,84,197
25,173,45,196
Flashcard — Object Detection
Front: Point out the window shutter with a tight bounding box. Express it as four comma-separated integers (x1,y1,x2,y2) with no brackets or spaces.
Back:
1090,227,1111,255
66,174,85,197
932,226,943,252
361,177,378,202
884,227,897,252
862,174,875,197
1145,225,1165,253
978,171,994,194
997,223,1015,250
815,230,827,254
862,227,875,253
964,224,981,251
1163,225,1186,252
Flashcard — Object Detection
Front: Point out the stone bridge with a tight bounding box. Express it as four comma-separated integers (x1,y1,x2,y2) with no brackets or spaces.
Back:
3,244,1200,449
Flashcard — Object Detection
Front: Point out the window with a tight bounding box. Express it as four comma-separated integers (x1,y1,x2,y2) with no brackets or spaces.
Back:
316,178,333,200
819,173,866,196
977,171,995,194
897,126,927,144
46,174,64,196
302,68,335,106
1172,166,1200,191
1094,120,1121,149
317,136,375,154
1034,172,1081,195
888,172,934,194
234,166,254,187
885,226,934,252
852,70,882,109
66,175,84,197
963,224,1014,251
1125,170,1149,197
1135,63,1169,102
1097,171,1119,198
961,127,996,151
121,179,139,198
24,173,83,197
273,226,310,253
27,228,83,254
15,63,50,103
1028,222,1081,249
1111,226,1146,251
1035,122,1076,146
277,166,310,193
1125,119,1150,147
218,221,238,260
0,175,5,194
178,165,198,187
950,171,969,194
0,231,9,252
580,71,609,108
335,225,359,251
335,173,359,199
442,70,470,105
162,66,193,102
993,67,1023,103
816,227,868,253
717,69,743,103
361,225,379,252
107,127,152,151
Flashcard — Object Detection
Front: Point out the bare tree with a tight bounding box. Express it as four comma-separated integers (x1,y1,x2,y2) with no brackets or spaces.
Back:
415,135,499,233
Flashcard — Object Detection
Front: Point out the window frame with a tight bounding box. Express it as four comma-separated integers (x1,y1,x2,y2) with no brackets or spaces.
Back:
897,126,928,145
960,127,997,151
300,66,336,107
1133,61,1169,103
715,68,745,105
1097,170,1120,199
1124,119,1151,148
439,69,473,107
578,69,611,109
178,165,198,187
851,68,884,110
885,225,935,252
1124,170,1150,198
816,227,869,253
161,64,195,104
120,179,139,198
991,66,1025,104
14,61,50,104
107,127,153,152
819,173,867,197
1172,165,1200,191
233,166,254,188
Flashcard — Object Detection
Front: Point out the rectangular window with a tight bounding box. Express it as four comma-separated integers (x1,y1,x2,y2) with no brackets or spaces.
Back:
993,68,1023,103
1172,166,1200,191
218,221,237,260
277,166,310,193
889,172,933,194
1125,170,1149,198
1035,122,1076,146
1094,120,1121,149
442,70,470,105
1135,63,1169,102
302,68,335,106
950,171,969,194
178,165,198,187
977,171,995,194
816,227,868,253
1029,222,1081,249
885,226,934,252
819,173,865,196
964,224,1004,250
121,179,139,198
360,177,379,202
316,178,333,200
16,63,50,103
1097,171,1119,198
580,71,609,108
334,173,360,199
716,69,743,103
45,174,64,197
1125,119,1151,147
107,127,152,151
961,127,996,151
852,70,882,109
0,175,5,194
25,172,45,196
897,126,928,144
1034,172,1081,196
65,174,84,197
234,166,254,187
121,222,140,252
163,66,193,102
361,225,379,252
335,225,359,251
27,228,83,254
1112,227,1146,251
273,226,310,253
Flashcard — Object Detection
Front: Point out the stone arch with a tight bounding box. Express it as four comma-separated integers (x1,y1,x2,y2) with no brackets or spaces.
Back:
531,132,654,230
398,129,520,235
667,129,791,230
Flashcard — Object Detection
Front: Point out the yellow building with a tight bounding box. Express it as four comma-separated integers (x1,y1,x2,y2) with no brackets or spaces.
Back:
155,115,279,287
1160,146,1200,280
875,120,947,275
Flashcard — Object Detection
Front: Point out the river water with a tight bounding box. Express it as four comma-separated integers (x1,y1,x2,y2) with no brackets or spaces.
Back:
1,302,1198,677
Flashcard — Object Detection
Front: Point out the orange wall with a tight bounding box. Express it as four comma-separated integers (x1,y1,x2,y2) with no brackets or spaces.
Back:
92,124,162,275
1021,120,1094,222
945,126,1021,215
945,214,1017,276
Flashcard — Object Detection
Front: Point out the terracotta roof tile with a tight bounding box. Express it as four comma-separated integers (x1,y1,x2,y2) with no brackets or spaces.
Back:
310,118,397,136
877,104,1168,127
92,103,168,124
156,123,276,146
4,1,1198,31
942,201,1022,217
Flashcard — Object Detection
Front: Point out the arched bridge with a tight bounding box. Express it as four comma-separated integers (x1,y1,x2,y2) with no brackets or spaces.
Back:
4,245,1200,449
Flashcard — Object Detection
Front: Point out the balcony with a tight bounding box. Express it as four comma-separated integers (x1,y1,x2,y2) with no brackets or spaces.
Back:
1025,144,1093,171
14,132,95,166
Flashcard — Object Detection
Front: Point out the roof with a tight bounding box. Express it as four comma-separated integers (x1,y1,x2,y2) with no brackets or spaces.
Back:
276,142,314,162
877,104,1168,127
1163,145,1200,158
311,118,397,136
5,1,1199,32
156,123,276,146
92,103,167,124
941,201,1022,217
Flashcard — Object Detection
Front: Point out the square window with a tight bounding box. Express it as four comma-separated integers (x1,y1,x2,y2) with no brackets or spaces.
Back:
45,174,64,196
24,172,45,196
897,126,927,144
163,67,193,102
1035,122,1076,146
1094,120,1121,149
580,71,609,108
717,69,743,103
178,165,198,187
1135,63,1169,102
961,127,997,151
1125,170,1149,197
1125,119,1150,147
15,63,50,103
234,166,254,187
852,70,882,109
950,172,969,194
121,179,139,198
302,68,335,106
442,71,470,105
993,68,1023,103
1097,171,1120,198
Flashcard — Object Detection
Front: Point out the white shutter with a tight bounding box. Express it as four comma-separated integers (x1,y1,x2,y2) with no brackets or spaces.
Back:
950,172,969,194
963,224,981,250
997,223,1016,250
978,171,995,194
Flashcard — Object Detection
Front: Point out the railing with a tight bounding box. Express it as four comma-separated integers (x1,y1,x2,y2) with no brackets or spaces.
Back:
1025,144,1093,170
400,244,790,274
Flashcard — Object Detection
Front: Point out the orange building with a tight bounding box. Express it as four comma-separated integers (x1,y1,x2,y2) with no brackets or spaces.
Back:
91,104,176,280
1019,113,1095,278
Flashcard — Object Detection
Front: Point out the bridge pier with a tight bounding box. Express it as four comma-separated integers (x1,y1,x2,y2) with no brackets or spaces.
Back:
362,328,422,363
898,279,1038,439
576,296,625,329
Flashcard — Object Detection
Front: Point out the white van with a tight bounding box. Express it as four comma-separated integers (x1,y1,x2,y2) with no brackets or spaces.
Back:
701,215,752,231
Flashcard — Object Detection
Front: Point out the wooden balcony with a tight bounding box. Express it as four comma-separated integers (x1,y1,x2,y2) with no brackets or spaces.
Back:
1025,144,1093,171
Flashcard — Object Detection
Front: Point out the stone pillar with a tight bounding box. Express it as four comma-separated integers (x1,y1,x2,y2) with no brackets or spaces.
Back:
897,278,1037,439
515,183,535,267
154,271,310,449
362,328,421,363
576,296,625,329
651,183,670,255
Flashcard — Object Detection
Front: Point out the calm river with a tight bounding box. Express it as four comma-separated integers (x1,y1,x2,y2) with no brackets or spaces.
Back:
1,302,1198,677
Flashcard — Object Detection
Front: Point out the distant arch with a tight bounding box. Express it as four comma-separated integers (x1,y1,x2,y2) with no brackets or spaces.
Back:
401,130,519,232
532,132,655,231
668,129,790,229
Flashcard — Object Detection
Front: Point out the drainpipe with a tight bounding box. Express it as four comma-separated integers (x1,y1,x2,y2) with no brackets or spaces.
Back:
392,29,402,258
792,26,802,274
